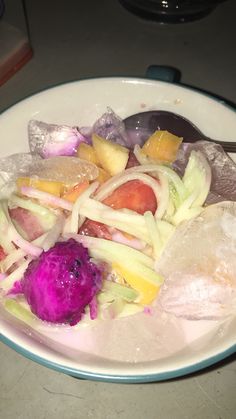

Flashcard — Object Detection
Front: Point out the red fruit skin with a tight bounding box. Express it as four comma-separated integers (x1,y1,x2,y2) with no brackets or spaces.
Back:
103,180,157,215
79,179,157,239
0,246,6,261
79,220,112,240
9,207,44,241
126,151,140,169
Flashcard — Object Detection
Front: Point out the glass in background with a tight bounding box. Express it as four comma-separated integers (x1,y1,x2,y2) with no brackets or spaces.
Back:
119,0,227,23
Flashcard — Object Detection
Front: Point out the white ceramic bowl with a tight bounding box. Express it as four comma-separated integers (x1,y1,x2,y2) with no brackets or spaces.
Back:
0,77,236,383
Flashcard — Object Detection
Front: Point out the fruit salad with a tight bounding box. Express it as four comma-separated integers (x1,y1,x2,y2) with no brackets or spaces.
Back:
0,109,235,327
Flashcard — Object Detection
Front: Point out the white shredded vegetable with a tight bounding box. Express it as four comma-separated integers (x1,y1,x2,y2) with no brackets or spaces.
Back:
20,186,73,211
9,195,57,220
1,259,31,292
0,247,25,273
70,181,99,233
41,215,65,251
63,233,154,268
95,164,186,218
127,165,187,203
133,144,152,165
144,211,162,259
78,198,151,243
0,232,48,273
111,231,145,250
90,247,163,286
2,202,43,257
95,171,164,216
0,203,16,254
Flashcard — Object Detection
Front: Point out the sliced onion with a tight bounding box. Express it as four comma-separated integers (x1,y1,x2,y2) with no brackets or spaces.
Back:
133,144,155,165
95,170,160,201
0,203,16,254
8,224,42,257
0,248,25,273
70,181,99,233
0,232,48,272
94,165,182,219
9,195,57,220
63,233,154,268
171,192,198,225
111,231,146,250
2,202,43,257
79,198,150,242
155,172,169,219
1,260,31,292
95,172,164,217
129,165,187,202
144,211,162,259
41,215,65,251
20,186,73,211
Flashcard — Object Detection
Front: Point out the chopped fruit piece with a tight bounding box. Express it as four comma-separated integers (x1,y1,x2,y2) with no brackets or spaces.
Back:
0,245,6,261
79,220,112,240
103,180,157,215
92,134,129,176
96,167,111,184
62,181,89,203
79,179,157,239
126,151,140,168
142,130,182,163
76,143,100,166
9,207,44,240
17,177,63,197
112,263,160,305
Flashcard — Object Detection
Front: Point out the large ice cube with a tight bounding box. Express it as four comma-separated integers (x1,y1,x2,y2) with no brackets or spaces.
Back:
156,201,236,320
24,156,99,184
175,141,236,203
92,108,129,147
0,153,42,198
28,120,87,158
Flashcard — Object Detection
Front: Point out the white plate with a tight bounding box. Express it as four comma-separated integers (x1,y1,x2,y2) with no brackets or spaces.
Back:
0,77,236,383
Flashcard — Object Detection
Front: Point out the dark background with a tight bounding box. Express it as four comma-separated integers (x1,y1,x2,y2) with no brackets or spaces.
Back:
1,0,236,113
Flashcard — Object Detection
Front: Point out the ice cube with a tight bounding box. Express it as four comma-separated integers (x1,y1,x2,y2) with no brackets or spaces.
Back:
174,140,236,203
0,153,42,198
156,201,236,320
92,108,129,147
28,120,87,158
21,156,98,185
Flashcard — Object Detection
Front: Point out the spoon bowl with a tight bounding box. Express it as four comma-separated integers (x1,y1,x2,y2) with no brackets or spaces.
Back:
124,110,236,153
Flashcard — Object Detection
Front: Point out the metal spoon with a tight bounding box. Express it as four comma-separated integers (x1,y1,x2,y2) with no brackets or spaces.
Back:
123,110,236,153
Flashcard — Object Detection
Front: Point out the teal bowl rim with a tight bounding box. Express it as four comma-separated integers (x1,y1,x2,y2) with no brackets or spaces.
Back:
0,75,235,383
0,333,235,383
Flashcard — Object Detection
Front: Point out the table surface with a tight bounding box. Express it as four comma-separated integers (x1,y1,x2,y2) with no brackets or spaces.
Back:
0,1,236,418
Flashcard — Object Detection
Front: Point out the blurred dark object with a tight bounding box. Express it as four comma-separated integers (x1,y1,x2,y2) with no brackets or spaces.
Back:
0,0,5,19
119,0,227,23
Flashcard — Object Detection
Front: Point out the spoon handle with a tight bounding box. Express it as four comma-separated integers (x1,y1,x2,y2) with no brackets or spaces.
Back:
204,137,236,153
144,66,236,154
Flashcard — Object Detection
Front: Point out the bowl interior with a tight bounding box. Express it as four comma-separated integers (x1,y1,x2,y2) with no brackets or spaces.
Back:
0,77,236,382
1,77,236,156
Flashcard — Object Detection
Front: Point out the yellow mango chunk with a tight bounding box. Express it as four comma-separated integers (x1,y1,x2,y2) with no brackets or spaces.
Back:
92,134,129,176
112,263,160,305
76,143,100,166
17,177,63,197
62,181,89,203
142,130,182,163
96,167,111,184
